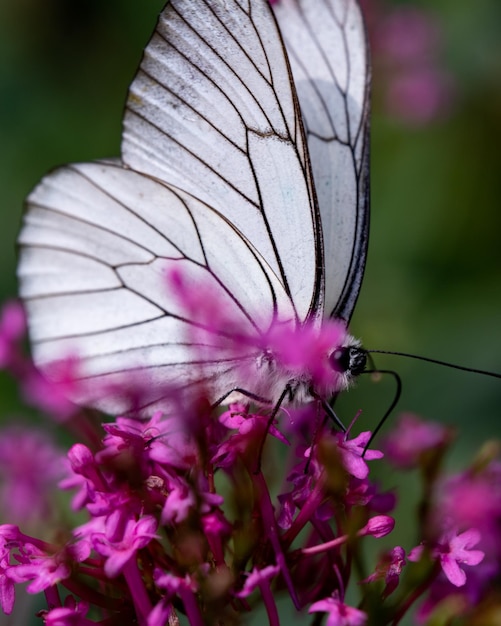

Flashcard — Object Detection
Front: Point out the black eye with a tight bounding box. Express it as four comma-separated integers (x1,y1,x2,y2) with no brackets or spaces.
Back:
329,347,351,373
329,346,367,376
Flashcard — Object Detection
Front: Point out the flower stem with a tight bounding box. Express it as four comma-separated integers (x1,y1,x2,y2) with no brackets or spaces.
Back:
259,581,280,626
123,559,152,625
252,469,299,609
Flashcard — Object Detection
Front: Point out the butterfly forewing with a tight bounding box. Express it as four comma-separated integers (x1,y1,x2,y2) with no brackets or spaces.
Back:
122,0,321,321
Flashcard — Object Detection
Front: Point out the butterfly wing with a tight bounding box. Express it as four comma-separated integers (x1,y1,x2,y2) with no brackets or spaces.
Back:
272,0,370,322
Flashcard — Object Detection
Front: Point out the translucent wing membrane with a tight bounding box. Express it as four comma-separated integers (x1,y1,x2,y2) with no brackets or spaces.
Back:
272,0,370,321
17,0,370,413
18,162,296,412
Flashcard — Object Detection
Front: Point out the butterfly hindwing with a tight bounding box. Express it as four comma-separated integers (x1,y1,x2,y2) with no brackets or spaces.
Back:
272,0,370,321
19,161,298,411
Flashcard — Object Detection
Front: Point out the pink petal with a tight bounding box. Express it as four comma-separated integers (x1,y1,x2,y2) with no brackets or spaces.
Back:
440,554,466,587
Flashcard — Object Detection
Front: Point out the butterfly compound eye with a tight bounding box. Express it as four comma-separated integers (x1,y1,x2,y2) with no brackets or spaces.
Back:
329,346,367,377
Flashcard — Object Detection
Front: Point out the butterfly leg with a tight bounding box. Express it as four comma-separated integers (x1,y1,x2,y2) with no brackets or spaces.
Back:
211,387,272,409
253,384,293,473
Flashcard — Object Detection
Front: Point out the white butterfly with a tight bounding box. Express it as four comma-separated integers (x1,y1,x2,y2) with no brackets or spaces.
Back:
17,0,370,415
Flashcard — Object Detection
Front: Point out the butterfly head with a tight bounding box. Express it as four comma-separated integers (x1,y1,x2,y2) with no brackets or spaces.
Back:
329,344,368,379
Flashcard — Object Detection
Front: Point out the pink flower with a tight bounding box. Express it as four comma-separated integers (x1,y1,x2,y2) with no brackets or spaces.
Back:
437,462,501,532
2,270,496,623
0,553,16,615
236,564,280,598
438,529,485,587
9,551,72,594
0,427,65,525
383,413,451,469
409,527,485,587
0,301,25,368
22,356,82,421
92,513,158,578
362,2,455,126
214,403,289,468
218,404,287,444
153,572,203,626
236,565,281,626
155,571,198,596
334,431,383,480
301,516,395,558
362,515,395,539
361,546,406,598
42,597,91,626
386,67,454,126
376,7,440,63
309,594,367,626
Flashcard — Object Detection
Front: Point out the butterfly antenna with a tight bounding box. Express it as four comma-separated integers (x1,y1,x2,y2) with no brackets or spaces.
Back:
367,350,501,380
361,368,402,456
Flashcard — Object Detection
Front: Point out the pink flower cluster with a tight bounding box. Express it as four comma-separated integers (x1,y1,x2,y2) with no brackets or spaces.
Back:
0,401,392,625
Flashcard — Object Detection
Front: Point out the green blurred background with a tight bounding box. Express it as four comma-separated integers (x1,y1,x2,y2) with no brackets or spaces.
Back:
0,0,500,623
